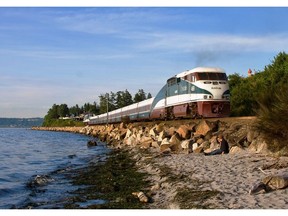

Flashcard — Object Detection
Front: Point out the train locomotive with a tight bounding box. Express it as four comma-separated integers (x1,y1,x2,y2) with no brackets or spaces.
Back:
85,67,230,125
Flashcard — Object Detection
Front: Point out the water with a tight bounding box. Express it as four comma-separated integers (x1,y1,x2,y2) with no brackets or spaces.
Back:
0,128,109,209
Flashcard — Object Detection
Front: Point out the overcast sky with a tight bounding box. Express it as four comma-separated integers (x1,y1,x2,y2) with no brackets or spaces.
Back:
1,4,288,117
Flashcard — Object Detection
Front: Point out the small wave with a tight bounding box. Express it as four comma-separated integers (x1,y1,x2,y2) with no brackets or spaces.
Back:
26,175,54,188
0,188,13,196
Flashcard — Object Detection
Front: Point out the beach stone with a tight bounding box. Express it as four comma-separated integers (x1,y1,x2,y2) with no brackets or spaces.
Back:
199,141,210,150
196,138,205,145
125,129,133,139
160,138,171,152
169,134,182,145
119,122,126,129
124,134,137,146
194,120,212,136
192,143,198,151
249,174,288,194
140,136,153,149
151,141,160,148
248,135,270,154
149,127,157,137
193,146,204,153
157,130,168,142
160,145,171,154
229,146,245,154
155,124,164,133
176,125,191,139
181,139,194,150
119,129,127,139
87,140,97,147
169,134,182,152
161,138,170,145
167,127,176,137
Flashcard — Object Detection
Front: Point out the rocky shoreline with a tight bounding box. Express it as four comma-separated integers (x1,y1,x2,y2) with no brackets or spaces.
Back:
32,117,288,209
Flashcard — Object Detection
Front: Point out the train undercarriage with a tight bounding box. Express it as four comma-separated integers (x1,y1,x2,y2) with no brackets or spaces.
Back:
151,101,230,120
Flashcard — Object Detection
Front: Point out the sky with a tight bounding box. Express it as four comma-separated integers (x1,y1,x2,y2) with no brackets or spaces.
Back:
1,2,288,118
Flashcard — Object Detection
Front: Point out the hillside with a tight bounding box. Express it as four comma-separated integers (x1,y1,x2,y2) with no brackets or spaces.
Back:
0,118,43,128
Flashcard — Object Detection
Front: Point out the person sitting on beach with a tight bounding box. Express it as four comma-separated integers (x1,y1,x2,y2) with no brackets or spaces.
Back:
204,134,229,156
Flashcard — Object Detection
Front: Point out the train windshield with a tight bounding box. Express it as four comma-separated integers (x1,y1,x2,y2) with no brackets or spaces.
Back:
196,72,227,81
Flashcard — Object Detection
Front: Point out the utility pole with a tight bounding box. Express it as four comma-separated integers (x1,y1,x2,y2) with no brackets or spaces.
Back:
106,93,109,125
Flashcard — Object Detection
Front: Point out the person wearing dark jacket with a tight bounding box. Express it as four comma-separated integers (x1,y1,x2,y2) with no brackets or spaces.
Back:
204,134,229,156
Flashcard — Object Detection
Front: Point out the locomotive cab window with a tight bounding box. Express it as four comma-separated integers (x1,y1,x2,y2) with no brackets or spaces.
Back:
196,72,227,81
167,77,177,86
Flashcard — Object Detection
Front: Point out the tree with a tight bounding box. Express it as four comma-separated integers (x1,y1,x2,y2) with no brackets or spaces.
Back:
123,89,133,106
147,93,152,99
70,104,81,117
255,52,288,153
45,104,59,119
58,104,69,117
134,89,147,103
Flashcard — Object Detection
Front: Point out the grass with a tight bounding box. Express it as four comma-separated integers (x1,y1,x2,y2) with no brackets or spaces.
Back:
174,188,219,209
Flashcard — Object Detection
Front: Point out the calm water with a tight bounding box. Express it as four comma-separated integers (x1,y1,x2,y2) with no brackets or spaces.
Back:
0,128,109,209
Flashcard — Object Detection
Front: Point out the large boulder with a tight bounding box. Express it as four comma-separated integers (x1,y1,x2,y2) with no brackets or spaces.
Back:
176,125,191,140
160,138,171,152
194,120,212,136
140,136,154,149
229,146,246,154
157,130,168,142
169,134,182,152
249,174,288,194
248,134,271,154
123,134,137,146
181,139,194,151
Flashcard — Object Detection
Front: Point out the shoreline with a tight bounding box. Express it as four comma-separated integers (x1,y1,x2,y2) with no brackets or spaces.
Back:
31,119,288,209
132,148,288,209
62,145,288,209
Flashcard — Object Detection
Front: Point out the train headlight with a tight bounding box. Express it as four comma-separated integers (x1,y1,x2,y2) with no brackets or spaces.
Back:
204,95,207,99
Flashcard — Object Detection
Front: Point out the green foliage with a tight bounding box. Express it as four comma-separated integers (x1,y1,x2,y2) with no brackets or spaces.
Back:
229,75,256,116
228,52,288,153
255,52,288,153
43,89,152,126
133,89,147,103
228,53,288,117
42,119,84,127
98,89,152,114
0,118,43,128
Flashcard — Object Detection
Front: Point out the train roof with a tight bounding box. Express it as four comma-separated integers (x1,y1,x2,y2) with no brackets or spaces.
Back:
176,67,225,78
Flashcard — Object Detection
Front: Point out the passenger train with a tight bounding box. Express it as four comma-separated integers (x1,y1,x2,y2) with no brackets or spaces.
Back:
84,67,230,125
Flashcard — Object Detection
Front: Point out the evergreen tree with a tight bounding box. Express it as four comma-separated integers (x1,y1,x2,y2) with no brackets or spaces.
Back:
123,89,133,106
58,104,69,117
134,89,146,103
147,92,152,99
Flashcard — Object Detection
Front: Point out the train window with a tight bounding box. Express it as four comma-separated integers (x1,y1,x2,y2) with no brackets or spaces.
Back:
218,73,227,80
167,77,177,86
191,75,195,82
209,73,218,80
196,72,227,81
197,72,209,80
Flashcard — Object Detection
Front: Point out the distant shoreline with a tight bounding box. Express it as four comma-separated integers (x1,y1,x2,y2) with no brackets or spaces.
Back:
0,117,43,128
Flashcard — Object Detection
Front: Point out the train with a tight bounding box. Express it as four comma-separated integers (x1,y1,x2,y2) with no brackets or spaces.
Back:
84,67,230,125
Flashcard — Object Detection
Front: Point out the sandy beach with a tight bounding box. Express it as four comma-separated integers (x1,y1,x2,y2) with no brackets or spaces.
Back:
130,148,288,209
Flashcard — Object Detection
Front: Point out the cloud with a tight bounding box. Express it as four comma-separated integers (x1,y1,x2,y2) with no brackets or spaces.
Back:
137,32,288,54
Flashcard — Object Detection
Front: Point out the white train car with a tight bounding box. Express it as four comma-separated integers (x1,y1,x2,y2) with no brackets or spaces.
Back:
150,67,230,119
86,67,230,125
